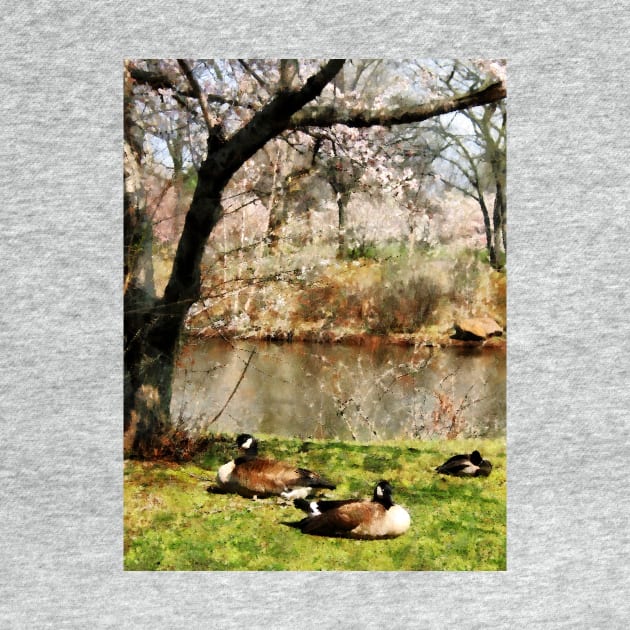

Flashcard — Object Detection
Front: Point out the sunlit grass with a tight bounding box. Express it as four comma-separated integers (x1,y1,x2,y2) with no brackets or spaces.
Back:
124,435,506,571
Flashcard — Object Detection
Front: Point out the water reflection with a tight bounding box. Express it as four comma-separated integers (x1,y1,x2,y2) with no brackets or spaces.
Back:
171,338,505,441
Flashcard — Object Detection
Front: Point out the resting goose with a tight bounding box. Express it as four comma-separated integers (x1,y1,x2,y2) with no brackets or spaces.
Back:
435,450,492,477
216,433,336,499
287,480,410,539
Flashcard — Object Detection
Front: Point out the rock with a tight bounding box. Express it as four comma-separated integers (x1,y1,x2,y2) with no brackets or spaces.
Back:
452,317,503,341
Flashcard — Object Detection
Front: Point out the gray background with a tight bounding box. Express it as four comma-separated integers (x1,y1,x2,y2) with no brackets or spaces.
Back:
1,1,629,627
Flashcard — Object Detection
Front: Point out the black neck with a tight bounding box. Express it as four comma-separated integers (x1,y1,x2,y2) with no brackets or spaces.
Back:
373,489,394,509
238,442,259,460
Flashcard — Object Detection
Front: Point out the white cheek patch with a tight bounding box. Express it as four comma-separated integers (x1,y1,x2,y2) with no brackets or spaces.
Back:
309,501,321,515
376,485,384,497
241,438,253,449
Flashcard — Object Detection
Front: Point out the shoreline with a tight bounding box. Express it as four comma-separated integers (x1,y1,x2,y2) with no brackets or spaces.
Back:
187,325,506,350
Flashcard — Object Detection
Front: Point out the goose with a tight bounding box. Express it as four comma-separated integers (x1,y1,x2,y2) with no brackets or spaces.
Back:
286,480,411,539
216,433,336,499
435,450,492,477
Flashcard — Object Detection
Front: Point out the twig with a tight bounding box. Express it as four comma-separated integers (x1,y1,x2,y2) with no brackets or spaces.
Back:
177,59,214,132
207,348,257,425
238,59,267,88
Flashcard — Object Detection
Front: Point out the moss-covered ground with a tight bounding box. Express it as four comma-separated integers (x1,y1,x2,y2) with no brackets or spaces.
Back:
124,435,506,571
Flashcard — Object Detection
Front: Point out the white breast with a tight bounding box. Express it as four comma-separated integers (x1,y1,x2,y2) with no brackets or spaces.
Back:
353,504,411,539
385,505,411,536
217,460,236,485
461,463,479,475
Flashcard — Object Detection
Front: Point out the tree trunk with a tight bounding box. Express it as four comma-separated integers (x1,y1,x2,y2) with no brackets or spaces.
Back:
267,192,288,253
123,308,176,456
501,202,507,254
329,157,357,259
167,136,187,240
263,146,284,253
124,99,162,452
489,101,506,268
493,178,506,267
477,191,495,266
336,191,348,258
124,59,345,457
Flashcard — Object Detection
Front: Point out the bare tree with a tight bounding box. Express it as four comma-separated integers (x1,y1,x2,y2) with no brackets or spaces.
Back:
430,60,507,267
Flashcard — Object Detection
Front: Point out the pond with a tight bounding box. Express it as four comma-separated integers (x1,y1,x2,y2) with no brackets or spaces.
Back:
171,338,506,441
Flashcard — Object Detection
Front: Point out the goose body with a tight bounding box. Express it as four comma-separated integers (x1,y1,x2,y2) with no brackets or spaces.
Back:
216,434,336,499
435,450,492,477
288,480,410,539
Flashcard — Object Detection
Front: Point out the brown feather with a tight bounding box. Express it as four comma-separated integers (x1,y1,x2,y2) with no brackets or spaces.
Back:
289,480,411,539
232,458,303,495
216,434,336,498
301,502,385,536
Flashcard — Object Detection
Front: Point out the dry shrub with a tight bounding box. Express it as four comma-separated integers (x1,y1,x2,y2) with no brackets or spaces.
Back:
129,429,212,462
368,274,441,333
297,283,337,321
431,392,467,440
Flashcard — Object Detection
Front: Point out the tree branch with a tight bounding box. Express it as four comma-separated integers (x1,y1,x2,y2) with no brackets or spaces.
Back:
127,66,193,96
198,59,345,180
238,59,267,87
162,59,345,315
207,348,256,425
128,64,255,111
289,80,506,129
177,59,214,131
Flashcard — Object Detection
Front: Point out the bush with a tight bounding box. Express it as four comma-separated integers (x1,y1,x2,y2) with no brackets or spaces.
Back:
345,239,379,261
368,272,442,334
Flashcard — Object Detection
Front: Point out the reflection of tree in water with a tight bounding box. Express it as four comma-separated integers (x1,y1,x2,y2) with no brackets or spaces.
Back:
315,346,500,441
171,339,505,441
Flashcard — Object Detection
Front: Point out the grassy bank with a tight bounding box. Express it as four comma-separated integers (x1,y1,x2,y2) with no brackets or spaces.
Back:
124,435,506,571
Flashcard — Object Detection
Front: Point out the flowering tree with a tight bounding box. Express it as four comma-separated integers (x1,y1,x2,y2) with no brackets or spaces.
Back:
124,58,506,457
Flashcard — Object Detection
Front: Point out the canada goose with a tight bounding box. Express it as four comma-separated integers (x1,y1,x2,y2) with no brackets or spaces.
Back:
216,434,336,499
435,450,492,477
286,480,411,539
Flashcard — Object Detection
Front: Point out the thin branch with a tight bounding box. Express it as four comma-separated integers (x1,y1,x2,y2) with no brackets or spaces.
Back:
238,59,267,87
435,173,481,202
207,348,256,425
127,66,193,96
129,64,255,111
177,59,214,132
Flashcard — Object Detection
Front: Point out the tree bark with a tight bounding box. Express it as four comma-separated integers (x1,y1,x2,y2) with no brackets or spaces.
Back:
289,80,505,129
493,178,506,266
477,190,496,266
264,146,285,253
335,190,349,258
488,103,507,267
124,59,345,456
124,68,160,450
267,194,288,252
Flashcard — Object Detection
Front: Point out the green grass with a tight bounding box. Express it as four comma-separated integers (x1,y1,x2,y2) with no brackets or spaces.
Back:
124,435,506,571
